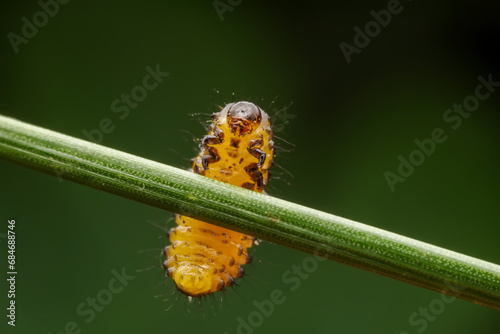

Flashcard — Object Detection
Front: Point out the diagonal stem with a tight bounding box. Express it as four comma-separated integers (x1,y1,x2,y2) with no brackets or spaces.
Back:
0,114,499,310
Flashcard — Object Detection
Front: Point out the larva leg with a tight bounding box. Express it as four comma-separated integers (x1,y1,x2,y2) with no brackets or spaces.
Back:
244,162,264,189
193,163,205,175
201,126,224,148
201,126,223,170
247,138,266,167
202,146,220,170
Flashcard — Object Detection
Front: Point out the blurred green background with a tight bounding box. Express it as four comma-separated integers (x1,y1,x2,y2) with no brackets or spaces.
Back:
1,0,499,333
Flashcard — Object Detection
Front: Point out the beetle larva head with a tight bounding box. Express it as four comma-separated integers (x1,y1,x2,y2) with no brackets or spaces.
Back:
226,101,262,136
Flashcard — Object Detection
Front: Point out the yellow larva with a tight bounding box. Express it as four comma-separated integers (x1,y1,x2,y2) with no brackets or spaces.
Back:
164,101,274,297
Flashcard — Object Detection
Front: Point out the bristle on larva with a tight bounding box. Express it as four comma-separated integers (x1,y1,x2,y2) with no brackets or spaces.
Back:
164,101,274,297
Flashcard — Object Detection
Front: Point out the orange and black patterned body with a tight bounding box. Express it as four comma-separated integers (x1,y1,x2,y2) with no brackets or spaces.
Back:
164,101,274,297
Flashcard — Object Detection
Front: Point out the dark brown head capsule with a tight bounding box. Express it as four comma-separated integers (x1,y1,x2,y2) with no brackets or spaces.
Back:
227,101,262,135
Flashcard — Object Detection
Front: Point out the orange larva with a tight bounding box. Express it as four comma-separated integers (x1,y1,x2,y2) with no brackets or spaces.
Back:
163,101,274,297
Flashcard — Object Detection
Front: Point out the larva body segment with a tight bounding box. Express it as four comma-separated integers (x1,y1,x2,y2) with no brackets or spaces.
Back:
164,101,274,297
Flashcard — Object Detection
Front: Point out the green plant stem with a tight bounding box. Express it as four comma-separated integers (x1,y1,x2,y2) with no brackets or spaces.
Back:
0,114,499,310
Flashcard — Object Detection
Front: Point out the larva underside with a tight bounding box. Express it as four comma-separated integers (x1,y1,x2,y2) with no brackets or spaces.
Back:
164,101,274,297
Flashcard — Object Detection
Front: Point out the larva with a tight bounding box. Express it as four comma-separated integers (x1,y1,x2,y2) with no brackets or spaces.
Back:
164,101,274,297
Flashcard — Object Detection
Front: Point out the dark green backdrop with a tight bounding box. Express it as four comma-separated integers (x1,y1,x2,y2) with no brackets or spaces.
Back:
1,1,499,333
